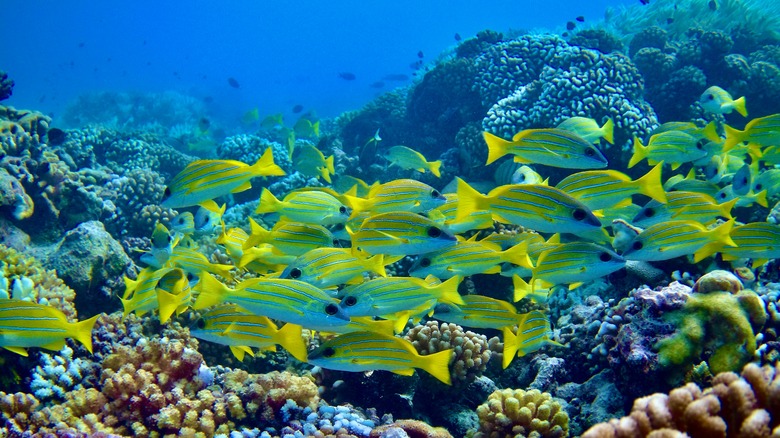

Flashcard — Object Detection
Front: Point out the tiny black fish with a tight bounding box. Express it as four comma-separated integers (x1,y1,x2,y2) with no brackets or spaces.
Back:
78,42,85,48
576,16,585,22
417,50,424,59
228,77,240,88
454,33,461,42
640,0,649,4
292,104,304,113
46,128,67,146
666,17,674,24
198,118,211,132
370,81,385,89
566,21,576,30
708,0,718,10
338,72,356,80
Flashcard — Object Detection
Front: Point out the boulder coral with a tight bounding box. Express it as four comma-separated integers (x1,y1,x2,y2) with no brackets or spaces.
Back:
472,388,570,438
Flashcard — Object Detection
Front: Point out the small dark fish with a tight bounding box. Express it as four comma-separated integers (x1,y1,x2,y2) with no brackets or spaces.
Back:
370,81,385,88
566,21,576,31
338,72,356,81
708,0,718,10
228,77,240,88
454,33,461,42
417,50,424,59
146,61,151,66
198,118,211,132
107,57,112,62
666,17,674,24
562,32,569,37
292,104,304,113
46,128,67,146
78,42,85,48
640,0,649,4
576,16,585,22
383,74,409,81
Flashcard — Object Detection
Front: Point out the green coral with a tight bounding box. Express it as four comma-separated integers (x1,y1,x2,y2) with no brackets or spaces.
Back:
656,290,766,376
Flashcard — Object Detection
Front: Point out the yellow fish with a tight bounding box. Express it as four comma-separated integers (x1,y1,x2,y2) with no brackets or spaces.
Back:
384,145,442,177
483,128,608,168
293,145,335,183
699,86,747,117
0,300,98,356
256,188,351,225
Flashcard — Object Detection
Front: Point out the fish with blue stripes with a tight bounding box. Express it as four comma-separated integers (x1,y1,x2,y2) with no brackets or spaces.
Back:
0,299,98,356
346,179,447,215
350,211,457,255
555,164,667,211
483,128,608,168
632,191,736,228
502,310,560,368
279,247,387,289
720,222,780,268
244,218,337,255
256,188,351,225
621,219,736,263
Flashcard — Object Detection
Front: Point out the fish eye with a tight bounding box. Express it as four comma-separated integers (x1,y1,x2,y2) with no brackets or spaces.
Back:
756,183,763,191
332,239,339,247
339,206,347,214
203,216,210,223
427,227,442,238
718,192,727,199
572,208,587,221
632,240,643,250
708,93,715,100
196,319,206,329
163,187,171,197
289,267,302,279
420,258,431,268
643,208,654,218
325,303,339,315
343,296,357,307
599,252,612,262
431,190,441,198
585,148,596,157
322,347,336,358
167,235,173,243
518,174,526,182
187,272,195,281
696,140,706,149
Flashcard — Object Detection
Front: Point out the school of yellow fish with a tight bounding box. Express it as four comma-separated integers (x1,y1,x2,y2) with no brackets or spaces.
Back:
5,88,780,385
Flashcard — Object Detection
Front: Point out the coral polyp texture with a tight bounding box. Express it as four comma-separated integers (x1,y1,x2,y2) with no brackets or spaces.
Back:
472,388,570,438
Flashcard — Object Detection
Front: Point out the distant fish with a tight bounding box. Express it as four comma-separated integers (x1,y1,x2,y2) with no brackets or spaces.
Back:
197,117,211,133
417,50,424,59
708,0,718,10
227,77,240,88
384,145,442,177
640,0,649,4
410,60,423,70
261,113,284,130
78,42,85,48
576,16,585,22
566,21,576,31
338,72,356,81
666,17,674,24
454,33,462,42
699,86,747,117
483,128,608,169
383,74,409,81
241,108,260,125
370,81,385,88
292,104,304,114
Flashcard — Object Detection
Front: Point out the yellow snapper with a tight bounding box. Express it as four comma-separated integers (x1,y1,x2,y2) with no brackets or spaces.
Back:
332,175,376,198
455,178,602,236
293,117,320,138
140,222,176,268
493,161,547,186
279,247,387,289
699,86,747,117
244,218,336,255
190,304,308,362
260,113,284,130
193,273,350,331
121,267,183,319
720,222,780,268
292,144,335,183
238,244,296,271
621,219,736,263
193,200,226,235
346,179,447,215
483,128,608,168
241,108,260,125
432,295,538,330
384,145,442,177
350,211,457,256
409,239,531,279
216,227,250,262
752,169,780,197
431,193,494,234
724,113,780,150
502,310,559,368
156,268,193,324
338,276,463,324
663,169,721,198
161,147,285,209
554,163,667,211
714,184,768,208
167,246,233,278
170,212,195,237
527,242,625,291
651,121,721,143
307,331,454,385
0,300,98,356
632,191,736,228
629,131,707,170
256,188,351,225
556,116,614,144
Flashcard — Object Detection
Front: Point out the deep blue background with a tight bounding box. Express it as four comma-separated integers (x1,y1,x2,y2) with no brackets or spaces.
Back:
2,0,635,125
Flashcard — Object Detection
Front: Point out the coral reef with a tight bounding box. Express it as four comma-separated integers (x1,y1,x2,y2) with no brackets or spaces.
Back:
0,71,13,102
583,361,780,437
472,388,570,438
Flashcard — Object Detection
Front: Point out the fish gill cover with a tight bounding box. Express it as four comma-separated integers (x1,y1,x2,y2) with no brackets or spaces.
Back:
1,0,780,436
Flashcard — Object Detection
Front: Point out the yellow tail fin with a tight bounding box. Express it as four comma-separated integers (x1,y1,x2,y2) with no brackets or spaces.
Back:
628,137,648,168
429,160,442,178
723,125,746,151
434,275,464,305
255,189,282,215
636,163,667,203
483,131,512,165
601,118,614,145
418,348,453,385
694,218,737,263
275,323,307,362
732,96,748,117
73,314,100,354
251,147,286,177
192,273,229,310
455,178,488,221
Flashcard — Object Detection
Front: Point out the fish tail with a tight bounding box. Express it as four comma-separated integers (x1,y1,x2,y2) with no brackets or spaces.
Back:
503,242,532,270
732,96,748,117
122,275,138,299
320,166,333,183
325,154,335,174
628,137,647,168
73,314,100,354
502,327,518,368
252,147,286,177
702,121,721,143
418,348,453,385
694,218,737,263
244,217,268,249
723,124,746,151
435,275,465,305
312,120,321,137
512,275,532,302
255,189,282,215
483,131,512,165
455,178,488,221
719,198,738,219
754,189,769,208
275,323,307,362
428,160,442,178
369,254,387,277
601,118,614,145
156,288,180,325
636,163,667,203
192,272,228,310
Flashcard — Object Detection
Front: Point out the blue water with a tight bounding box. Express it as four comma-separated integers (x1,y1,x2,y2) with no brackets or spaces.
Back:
3,0,634,124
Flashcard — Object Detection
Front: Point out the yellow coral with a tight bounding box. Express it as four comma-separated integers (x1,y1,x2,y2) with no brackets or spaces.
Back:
473,388,569,438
